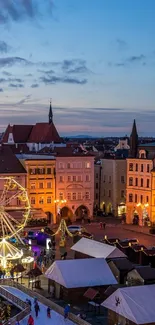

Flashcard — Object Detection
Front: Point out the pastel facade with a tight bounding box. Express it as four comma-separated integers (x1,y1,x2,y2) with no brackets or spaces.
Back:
23,157,56,223
100,158,126,217
56,155,94,221
126,154,153,224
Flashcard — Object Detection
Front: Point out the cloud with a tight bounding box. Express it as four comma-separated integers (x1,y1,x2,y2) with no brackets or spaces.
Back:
111,54,146,67
0,77,24,83
116,39,128,51
0,41,12,53
9,83,24,88
40,75,87,85
25,73,33,77
61,59,90,74
0,88,3,92
2,70,12,76
31,83,39,88
38,69,55,74
16,94,32,105
0,56,32,68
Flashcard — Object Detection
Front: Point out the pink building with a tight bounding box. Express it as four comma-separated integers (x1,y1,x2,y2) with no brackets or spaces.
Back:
56,153,94,221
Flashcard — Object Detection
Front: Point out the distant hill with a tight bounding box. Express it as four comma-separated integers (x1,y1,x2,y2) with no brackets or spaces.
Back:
67,135,93,139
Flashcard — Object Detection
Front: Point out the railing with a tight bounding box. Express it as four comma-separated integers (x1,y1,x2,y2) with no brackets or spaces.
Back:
0,282,30,325
0,279,91,325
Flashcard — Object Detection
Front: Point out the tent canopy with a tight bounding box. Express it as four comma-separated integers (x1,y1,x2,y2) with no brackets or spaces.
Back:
45,258,117,288
71,238,126,259
102,284,155,324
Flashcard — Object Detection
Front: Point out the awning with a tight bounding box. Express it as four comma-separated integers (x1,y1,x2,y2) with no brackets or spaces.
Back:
84,288,99,300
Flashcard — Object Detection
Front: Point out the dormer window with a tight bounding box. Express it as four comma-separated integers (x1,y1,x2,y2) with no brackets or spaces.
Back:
139,150,146,159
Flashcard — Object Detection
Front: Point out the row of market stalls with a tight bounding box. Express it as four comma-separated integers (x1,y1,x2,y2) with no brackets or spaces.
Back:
44,237,155,325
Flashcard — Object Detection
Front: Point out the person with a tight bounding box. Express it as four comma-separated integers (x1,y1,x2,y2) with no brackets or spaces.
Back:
64,304,70,319
103,222,106,230
47,306,51,318
15,320,20,325
100,222,103,229
27,315,34,325
33,297,38,305
34,302,40,317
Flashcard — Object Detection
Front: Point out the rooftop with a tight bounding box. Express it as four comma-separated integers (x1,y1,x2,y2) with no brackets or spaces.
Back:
0,146,27,174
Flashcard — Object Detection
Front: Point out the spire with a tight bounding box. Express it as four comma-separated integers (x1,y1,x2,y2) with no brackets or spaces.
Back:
129,119,138,158
49,99,53,124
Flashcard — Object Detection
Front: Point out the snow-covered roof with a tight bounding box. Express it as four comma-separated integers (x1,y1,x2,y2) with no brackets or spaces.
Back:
45,258,117,288
71,238,126,259
102,285,155,324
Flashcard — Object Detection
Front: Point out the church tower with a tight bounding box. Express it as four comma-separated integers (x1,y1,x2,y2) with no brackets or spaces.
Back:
129,119,138,158
49,99,53,124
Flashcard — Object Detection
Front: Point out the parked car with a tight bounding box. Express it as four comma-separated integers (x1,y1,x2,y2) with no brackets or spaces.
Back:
67,225,85,234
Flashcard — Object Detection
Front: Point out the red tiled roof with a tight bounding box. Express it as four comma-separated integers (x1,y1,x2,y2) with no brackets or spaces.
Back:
27,122,62,143
0,146,27,174
7,144,30,154
2,124,33,143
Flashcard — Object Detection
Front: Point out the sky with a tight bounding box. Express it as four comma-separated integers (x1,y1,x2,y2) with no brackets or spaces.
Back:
0,0,155,137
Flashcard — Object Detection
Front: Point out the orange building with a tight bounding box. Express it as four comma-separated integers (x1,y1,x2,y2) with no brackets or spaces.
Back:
23,156,56,223
126,152,153,224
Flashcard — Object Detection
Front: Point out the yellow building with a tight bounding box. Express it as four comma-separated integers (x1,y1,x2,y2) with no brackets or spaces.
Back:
23,157,56,224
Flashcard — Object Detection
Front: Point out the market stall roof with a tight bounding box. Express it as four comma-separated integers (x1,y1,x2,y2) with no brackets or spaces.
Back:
102,284,155,324
71,238,126,259
45,258,117,289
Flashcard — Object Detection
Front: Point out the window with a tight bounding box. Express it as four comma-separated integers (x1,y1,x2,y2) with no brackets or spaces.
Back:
38,168,45,174
72,192,76,200
109,176,111,183
85,162,91,168
59,175,64,183
77,192,82,200
17,198,21,206
146,196,149,203
129,194,133,202
59,192,63,200
103,189,106,196
47,182,51,189
96,183,98,189
129,177,133,186
39,197,44,204
103,175,106,182
135,194,137,203
121,176,125,183
39,182,43,189
141,178,143,187
30,182,35,189
147,164,150,173
29,168,36,175
135,178,138,186
67,193,71,200
47,196,51,204
85,191,90,199
47,168,51,174
108,190,111,197
86,175,90,182
59,162,64,169
77,175,82,182
31,197,35,204
67,163,71,169
129,163,133,171
136,164,138,172
77,162,82,168
68,175,72,182
96,173,98,179
141,164,143,172
73,176,76,182
147,179,150,188
121,190,124,198
96,193,98,200
140,195,143,203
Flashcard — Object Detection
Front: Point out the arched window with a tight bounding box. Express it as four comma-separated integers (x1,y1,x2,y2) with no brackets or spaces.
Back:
129,177,133,186
129,194,133,202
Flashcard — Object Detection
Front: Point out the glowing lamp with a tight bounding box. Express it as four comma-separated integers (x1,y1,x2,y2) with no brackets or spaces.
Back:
46,238,51,250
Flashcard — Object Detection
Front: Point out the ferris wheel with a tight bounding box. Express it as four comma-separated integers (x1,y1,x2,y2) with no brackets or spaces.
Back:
0,177,30,242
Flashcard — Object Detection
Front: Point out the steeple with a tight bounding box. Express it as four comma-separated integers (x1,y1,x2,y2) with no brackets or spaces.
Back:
49,99,53,124
129,119,138,158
